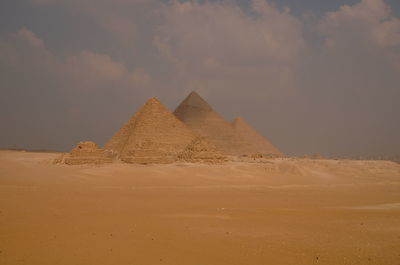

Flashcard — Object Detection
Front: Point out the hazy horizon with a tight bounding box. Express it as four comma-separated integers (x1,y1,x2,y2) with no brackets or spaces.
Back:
1,0,399,157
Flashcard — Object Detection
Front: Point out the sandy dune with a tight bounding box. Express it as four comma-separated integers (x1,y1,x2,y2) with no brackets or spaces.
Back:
1,150,400,265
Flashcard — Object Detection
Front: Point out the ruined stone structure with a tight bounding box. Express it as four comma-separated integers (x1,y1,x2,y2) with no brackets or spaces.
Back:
58,141,115,165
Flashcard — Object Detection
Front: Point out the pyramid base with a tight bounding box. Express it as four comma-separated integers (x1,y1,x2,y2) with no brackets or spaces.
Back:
55,141,117,165
120,156,175,165
62,157,114,165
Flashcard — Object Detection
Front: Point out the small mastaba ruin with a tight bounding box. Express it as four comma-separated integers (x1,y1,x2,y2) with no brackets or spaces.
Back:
56,92,283,165
55,141,116,165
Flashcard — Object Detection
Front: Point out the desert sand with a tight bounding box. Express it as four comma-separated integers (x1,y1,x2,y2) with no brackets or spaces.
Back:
1,150,400,265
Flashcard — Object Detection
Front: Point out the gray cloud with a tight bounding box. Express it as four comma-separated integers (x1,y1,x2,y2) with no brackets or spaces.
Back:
154,0,304,96
30,0,159,52
0,0,399,156
292,0,400,156
0,28,154,150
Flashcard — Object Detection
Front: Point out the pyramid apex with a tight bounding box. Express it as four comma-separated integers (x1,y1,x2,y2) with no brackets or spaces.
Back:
188,91,200,97
139,97,168,114
186,91,203,101
174,91,213,113
142,97,165,109
146,97,161,104
231,116,246,126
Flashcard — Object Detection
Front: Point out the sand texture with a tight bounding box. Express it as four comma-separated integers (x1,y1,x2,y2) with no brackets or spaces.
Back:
1,150,400,265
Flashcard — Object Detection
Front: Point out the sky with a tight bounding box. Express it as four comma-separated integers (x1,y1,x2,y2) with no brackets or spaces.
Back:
0,0,399,157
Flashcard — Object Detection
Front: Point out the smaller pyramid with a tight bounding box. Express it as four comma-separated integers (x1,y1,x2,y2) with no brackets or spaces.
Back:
231,117,283,156
177,137,226,164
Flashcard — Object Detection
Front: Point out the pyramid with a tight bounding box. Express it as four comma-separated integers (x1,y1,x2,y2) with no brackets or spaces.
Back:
177,137,226,163
231,117,283,156
173,92,254,156
104,97,218,164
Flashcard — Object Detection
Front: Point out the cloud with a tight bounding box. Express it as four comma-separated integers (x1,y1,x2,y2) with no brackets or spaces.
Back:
0,28,153,150
1,0,399,156
9,28,151,88
16,28,45,48
153,0,305,99
319,0,400,48
318,0,400,73
286,0,400,156
31,0,149,4
30,0,157,50
64,51,151,88
312,0,400,89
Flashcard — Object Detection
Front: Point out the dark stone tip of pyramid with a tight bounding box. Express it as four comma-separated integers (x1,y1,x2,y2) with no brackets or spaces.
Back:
175,91,213,112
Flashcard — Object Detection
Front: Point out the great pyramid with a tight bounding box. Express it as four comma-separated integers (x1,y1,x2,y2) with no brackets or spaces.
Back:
231,117,283,156
104,97,223,164
173,92,254,156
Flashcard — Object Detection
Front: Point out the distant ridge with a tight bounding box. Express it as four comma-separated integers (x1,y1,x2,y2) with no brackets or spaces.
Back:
173,92,254,155
231,117,283,156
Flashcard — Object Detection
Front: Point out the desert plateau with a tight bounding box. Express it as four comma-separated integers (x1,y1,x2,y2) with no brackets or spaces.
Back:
2,1,400,264
1,150,400,265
